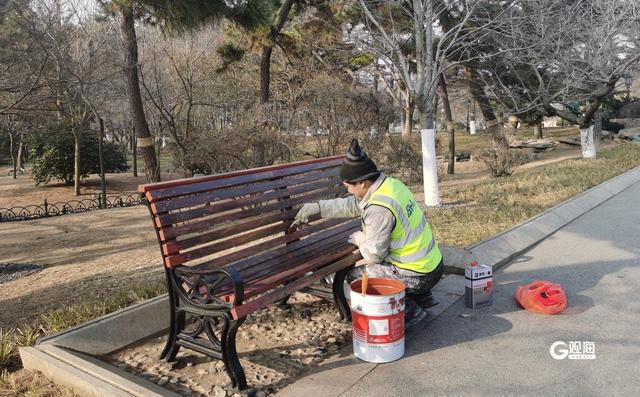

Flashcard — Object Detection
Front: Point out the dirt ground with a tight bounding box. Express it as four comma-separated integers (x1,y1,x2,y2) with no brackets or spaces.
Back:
107,291,360,397
0,205,161,329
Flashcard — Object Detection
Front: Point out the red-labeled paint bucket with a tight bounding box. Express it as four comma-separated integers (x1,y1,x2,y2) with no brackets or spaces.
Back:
350,278,405,363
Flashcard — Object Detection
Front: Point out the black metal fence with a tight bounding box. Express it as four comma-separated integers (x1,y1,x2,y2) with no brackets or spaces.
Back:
0,193,144,222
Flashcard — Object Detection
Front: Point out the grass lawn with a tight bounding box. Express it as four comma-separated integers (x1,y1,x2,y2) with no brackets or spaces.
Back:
427,142,640,247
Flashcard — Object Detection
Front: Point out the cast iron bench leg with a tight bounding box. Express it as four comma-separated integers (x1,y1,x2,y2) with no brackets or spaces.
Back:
222,316,248,390
333,265,354,322
161,273,182,362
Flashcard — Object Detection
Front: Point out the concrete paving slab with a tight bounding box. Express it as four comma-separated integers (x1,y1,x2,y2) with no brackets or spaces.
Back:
468,237,519,269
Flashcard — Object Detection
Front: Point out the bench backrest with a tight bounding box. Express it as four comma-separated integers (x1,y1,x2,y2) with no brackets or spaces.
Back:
139,156,349,271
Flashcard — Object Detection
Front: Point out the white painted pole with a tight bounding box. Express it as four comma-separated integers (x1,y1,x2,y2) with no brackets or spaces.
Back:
580,125,596,159
421,129,440,206
470,120,476,135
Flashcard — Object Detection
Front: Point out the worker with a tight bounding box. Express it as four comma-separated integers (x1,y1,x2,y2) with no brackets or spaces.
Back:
291,138,444,327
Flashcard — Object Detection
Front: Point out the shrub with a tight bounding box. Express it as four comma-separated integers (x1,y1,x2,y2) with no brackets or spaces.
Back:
365,133,443,185
28,121,128,185
479,127,529,177
602,120,624,134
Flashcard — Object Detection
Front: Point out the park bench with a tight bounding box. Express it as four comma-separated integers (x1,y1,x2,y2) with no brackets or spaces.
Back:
139,156,362,391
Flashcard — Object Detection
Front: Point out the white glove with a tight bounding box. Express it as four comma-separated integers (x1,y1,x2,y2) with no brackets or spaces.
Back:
348,231,364,247
291,203,320,227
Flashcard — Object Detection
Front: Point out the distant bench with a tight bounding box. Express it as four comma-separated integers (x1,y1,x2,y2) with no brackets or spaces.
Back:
139,156,362,390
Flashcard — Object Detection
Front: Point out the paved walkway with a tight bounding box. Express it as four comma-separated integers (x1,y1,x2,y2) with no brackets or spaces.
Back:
278,180,640,396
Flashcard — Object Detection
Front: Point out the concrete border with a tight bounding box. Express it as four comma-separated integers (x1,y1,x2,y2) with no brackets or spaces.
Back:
38,294,169,355
20,295,174,397
441,165,640,274
19,165,640,397
20,345,179,397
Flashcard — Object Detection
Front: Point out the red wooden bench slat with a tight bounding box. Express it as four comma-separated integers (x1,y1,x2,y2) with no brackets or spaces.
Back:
190,233,356,301
211,220,358,272
155,174,341,226
141,157,343,202
236,239,355,299
158,183,344,242
183,220,359,273
159,206,296,243
176,217,347,263
150,167,341,214
231,252,362,320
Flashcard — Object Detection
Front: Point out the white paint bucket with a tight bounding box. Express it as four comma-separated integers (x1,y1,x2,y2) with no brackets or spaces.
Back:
350,278,405,363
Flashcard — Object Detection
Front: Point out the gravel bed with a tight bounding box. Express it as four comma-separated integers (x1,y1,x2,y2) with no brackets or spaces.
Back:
0,263,45,284
108,292,353,397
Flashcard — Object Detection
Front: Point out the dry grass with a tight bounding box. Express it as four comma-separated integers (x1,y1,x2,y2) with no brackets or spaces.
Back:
0,281,166,375
0,368,77,397
427,142,640,247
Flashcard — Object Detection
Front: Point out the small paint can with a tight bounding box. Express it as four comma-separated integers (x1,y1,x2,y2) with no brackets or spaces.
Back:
465,261,494,309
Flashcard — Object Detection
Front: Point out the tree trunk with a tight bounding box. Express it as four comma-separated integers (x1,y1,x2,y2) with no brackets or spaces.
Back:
8,132,16,179
580,125,596,159
98,118,107,209
73,128,81,196
131,123,138,177
402,100,414,137
534,122,543,139
16,133,24,172
260,46,273,104
438,74,455,175
465,66,497,125
120,6,159,182
156,136,162,173
259,0,295,104
417,95,440,206
593,111,602,146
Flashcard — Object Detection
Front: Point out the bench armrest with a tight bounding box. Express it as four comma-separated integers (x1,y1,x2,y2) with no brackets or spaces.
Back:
173,267,245,311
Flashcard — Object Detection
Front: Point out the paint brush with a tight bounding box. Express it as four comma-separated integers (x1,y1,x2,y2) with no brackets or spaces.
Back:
361,271,368,297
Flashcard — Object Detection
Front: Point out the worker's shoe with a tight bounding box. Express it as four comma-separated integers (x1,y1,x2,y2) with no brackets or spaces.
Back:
405,299,429,330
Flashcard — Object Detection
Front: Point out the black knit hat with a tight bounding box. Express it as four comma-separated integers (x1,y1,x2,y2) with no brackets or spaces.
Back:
339,139,379,183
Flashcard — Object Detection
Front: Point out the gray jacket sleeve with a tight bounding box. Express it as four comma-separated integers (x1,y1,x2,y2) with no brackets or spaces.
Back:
318,196,360,219
359,205,395,265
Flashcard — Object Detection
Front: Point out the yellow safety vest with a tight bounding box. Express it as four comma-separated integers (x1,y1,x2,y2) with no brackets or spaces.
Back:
365,177,442,273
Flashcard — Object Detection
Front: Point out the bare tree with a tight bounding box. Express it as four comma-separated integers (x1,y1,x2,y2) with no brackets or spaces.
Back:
1,115,25,178
138,26,222,177
479,0,640,159
351,0,519,204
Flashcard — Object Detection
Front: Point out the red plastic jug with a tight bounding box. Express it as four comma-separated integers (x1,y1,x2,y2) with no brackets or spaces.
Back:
515,280,567,315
